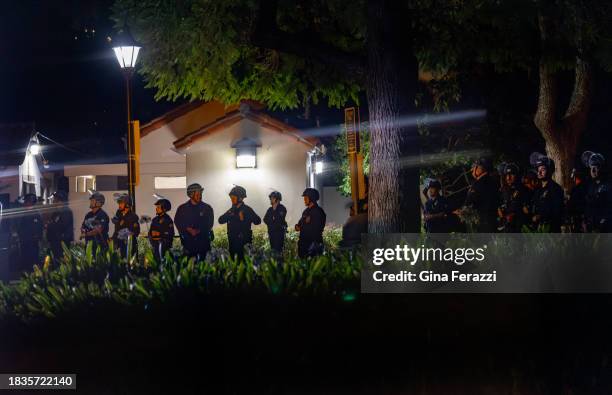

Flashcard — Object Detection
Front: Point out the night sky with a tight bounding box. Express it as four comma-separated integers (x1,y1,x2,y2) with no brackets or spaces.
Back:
3,1,610,170
0,0,179,163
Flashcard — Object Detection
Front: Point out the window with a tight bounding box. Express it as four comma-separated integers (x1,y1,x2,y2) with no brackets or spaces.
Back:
76,176,96,192
155,176,187,189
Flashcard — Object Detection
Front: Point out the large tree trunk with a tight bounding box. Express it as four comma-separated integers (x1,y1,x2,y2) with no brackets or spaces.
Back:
366,0,420,233
534,13,591,192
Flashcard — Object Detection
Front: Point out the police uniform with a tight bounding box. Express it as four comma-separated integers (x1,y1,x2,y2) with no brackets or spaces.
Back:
465,174,499,232
174,200,214,258
263,204,287,253
584,179,612,232
424,196,451,233
531,180,564,232
219,203,261,260
112,209,141,257
149,213,175,261
567,181,588,232
499,183,530,232
81,209,110,250
47,204,74,261
16,206,43,270
297,204,326,258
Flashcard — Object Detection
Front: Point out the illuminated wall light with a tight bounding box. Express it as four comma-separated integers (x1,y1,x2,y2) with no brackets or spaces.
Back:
315,161,323,174
232,138,259,169
236,154,256,168
29,142,41,155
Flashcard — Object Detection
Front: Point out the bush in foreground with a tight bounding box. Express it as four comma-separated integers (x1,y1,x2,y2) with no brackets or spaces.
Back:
0,227,359,322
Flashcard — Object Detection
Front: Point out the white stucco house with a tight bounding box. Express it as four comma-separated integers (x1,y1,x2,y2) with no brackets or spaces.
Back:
139,100,324,227
63,99,348,240
64,163,129,240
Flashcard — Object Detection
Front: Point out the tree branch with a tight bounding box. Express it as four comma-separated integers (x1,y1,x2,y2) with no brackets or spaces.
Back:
563,56,591,125
251,0,366,78
533,13,558,136
563,1,591,128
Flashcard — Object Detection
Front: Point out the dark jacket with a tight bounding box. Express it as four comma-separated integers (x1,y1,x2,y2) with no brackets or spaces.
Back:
81,209,109,248
47,205,74,247
567,181,588,231
531,179,564,232
111,209,140,253
149,213,175,258
264,204,287,233
16,207,43,242
297,204,326,257
465,174,499,232
149,213,175,244
174,200,214,253
499,183,530,232
584,178,612,232
339,213,368,248
424,196,451,233
218,203,261,244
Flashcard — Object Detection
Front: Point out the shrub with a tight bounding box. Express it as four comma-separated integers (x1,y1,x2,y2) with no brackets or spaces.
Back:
0,227,360,323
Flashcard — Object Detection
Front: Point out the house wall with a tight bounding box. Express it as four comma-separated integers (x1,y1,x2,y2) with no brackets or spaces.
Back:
136,125,186,222
185,119,312,228
0,166,19,204
135,101,244,226
64,163,127,241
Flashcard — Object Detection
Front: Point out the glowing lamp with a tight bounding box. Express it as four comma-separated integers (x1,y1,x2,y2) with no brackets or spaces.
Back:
236,151,256,168
232,138,260,169
112,29,141,69
29,142,41,155
113,45,141,69
315,161,323,174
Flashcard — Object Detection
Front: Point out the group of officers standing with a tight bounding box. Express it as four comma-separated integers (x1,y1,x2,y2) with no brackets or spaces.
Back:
423,150,612,233
8,183,328,270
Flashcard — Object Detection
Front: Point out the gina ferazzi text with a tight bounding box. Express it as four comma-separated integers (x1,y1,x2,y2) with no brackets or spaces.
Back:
372,270,497,283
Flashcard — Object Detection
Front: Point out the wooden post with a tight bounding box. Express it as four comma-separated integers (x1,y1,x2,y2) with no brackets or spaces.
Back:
345,107,366,215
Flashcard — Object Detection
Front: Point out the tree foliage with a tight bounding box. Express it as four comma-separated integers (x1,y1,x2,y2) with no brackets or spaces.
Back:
112,0,365,109
332,123,370,196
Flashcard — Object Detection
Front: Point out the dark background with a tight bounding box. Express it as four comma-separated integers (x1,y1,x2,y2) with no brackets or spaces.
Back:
0,0,177,162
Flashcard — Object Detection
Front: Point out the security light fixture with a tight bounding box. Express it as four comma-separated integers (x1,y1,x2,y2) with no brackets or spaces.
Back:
29,140,41,155
315,161,324,174
236,148,256,168
232,138,260,169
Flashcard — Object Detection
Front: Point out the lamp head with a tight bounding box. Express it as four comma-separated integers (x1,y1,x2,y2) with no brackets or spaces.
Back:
112,28,141,69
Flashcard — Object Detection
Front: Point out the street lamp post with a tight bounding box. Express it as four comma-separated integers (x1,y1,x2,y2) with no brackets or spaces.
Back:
113,36,141,211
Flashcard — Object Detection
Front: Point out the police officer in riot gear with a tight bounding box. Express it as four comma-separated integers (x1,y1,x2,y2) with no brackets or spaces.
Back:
497,163,530,232
582,151,611,232
529,152,564,232
423,179,451,233
566,167,588,232
219,186,261,261
80,192,110,250
263,191,287,254
174,183,214,259
15,193,43,270
148,198,175,262
47,191,73,262
295,188,326,258
464,157,499,232
111,194,140,257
